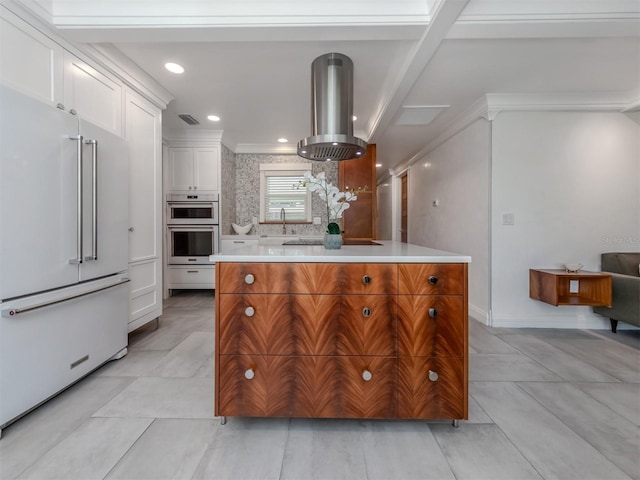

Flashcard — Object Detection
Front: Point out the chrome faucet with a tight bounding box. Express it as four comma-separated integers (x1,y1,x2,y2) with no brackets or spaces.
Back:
280,208,286,234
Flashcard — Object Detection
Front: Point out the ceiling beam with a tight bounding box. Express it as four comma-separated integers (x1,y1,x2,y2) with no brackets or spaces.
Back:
366,0,470,143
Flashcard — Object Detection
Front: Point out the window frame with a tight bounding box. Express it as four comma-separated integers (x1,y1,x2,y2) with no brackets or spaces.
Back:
259,163,312,223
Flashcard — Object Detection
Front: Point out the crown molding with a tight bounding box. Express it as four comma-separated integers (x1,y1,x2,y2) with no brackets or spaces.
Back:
164,130,224,146
390,89,639,177
234,143,298,155
83,44,173,109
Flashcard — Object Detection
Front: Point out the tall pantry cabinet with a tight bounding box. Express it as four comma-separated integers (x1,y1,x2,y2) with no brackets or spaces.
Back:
0,5,166,331
125,92,163,332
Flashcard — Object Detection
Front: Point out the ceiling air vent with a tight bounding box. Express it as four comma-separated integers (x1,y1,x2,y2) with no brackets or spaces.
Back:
178,114,200,125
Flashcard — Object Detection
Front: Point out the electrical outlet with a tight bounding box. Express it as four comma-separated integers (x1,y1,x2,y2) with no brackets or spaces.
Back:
252,217,258,225
502,213,515,226
313,216,322,225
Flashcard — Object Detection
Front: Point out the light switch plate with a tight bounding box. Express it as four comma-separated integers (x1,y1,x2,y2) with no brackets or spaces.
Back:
313,216,322,225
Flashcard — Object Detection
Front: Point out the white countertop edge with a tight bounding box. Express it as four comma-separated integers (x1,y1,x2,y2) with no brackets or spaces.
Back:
210,241,471,264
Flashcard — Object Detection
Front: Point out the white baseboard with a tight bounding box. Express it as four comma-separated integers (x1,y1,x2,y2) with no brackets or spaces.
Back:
468,303,490,326
491,312,614,329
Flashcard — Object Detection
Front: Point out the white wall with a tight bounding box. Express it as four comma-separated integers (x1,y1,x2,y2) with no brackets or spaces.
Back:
376,182,393,240
491,111,640,328
407,118,491,321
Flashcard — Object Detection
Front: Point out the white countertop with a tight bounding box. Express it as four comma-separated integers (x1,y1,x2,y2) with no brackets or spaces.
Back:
210,240,471,263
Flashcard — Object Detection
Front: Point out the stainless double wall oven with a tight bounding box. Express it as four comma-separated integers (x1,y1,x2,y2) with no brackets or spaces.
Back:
167,193,219,265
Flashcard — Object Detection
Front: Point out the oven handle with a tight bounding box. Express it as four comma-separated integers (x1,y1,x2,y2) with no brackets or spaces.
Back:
167,226,217,231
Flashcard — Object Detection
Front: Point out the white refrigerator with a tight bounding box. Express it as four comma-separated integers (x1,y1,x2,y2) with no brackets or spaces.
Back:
0,85,130,433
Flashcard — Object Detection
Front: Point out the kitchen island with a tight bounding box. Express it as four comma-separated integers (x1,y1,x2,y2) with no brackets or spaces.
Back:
210,241,471,425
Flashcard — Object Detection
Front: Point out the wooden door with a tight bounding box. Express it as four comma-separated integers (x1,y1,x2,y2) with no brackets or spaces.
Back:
339,144,376,240
400,173,408,243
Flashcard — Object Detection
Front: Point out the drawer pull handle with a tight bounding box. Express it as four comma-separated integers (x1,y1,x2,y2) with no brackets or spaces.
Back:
362,275,371,285
428,308,437,318
428,370,439,382
362,370,373,381
245,306,255,317
362,307,371,317
187,270,198,273
244,368,255,380
428,276,438,285
244,274,255,285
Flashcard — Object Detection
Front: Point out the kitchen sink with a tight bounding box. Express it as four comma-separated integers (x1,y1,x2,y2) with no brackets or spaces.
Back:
282,239,323,245
282,239,382,246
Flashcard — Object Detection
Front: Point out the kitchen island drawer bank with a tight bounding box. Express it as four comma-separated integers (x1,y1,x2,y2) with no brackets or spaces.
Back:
210,241,470,424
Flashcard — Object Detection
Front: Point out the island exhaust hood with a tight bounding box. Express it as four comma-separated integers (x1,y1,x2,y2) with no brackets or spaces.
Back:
297,53,367,161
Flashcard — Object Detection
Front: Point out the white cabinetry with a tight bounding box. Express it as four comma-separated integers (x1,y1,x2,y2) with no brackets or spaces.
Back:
167,266,215,289
1,5,170,332
167,146,220,193
126,90,163,332
221,238,259,251
0,8,122,136
0,7,63,106
63,52,123,136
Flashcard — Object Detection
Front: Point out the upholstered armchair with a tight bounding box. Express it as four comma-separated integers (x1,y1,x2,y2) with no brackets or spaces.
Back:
593,252,640,332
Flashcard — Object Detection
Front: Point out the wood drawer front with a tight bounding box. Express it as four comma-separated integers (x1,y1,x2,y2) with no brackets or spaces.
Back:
339,263,397,294
218,355,396,419
218,263,342,294
337,295,396,356
398,264,464,295
218,355,296,417
397,296,464,357
219,294,341,355
397,357,465,420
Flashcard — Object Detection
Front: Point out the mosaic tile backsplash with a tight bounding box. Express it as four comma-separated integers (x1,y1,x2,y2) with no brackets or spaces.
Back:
221,150,338,236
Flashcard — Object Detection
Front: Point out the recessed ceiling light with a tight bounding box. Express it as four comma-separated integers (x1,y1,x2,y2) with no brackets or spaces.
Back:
207,115,220,122
375,163,382,168
164,62,184,74
277,138,288,143
352,115,357,121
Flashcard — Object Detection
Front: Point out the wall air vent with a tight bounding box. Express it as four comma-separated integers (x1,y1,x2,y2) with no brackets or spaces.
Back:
178,114,200,125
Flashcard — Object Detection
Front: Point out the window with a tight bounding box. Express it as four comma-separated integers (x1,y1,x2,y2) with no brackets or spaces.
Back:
259,163,312,222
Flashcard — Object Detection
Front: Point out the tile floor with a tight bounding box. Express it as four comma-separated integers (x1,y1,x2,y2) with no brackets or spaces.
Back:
1,290,638,480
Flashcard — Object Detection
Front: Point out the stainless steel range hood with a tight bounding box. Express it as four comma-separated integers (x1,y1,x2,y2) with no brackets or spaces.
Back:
297,53,367,161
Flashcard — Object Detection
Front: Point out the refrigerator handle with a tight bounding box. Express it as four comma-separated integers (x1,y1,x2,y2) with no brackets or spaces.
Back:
85,139,98,261
69,135,83,265
1,278,130,318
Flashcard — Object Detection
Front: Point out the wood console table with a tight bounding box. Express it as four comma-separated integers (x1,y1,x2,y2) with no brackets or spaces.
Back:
529,269,612,307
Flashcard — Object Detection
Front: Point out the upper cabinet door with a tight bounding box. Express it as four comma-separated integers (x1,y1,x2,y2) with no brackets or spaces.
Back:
167,147,195,192
167,145,220,193
193,146,220,192
63,52,123,136
0,7,64,106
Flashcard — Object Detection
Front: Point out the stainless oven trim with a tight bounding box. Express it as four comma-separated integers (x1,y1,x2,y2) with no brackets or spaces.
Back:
166,201,219,225
167,225,219,265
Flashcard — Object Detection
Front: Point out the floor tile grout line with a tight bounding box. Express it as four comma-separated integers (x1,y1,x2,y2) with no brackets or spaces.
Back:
429,421,461,480
495,332,617,383
101,417,157,480
277,417,292,480
512,381,633,479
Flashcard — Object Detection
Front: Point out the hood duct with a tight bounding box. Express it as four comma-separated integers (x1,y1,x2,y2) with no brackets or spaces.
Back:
297,53,367,161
